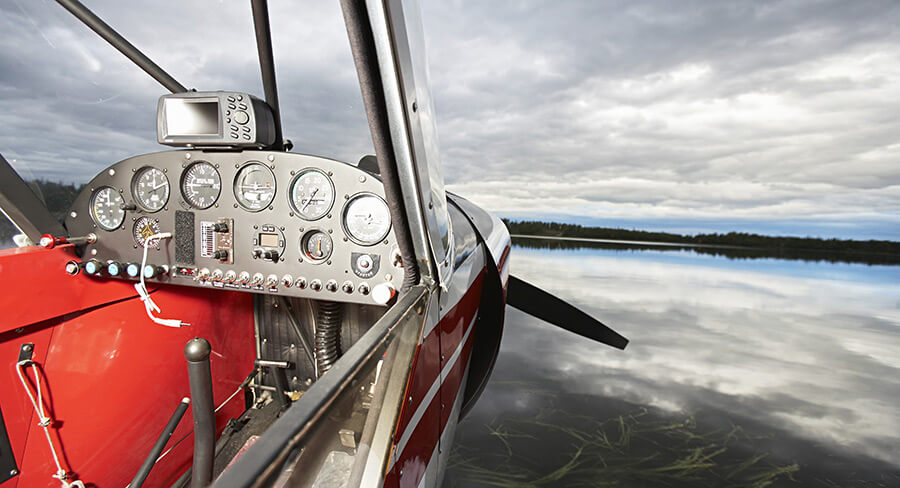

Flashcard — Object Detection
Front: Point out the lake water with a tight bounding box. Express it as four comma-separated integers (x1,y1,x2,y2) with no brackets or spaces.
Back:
443,238,900,487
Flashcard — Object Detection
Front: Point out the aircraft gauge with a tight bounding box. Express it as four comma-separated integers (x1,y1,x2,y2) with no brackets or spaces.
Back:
342,193,391,246
90,186,126,231
133,216,161,248
234,162,276,211
181,162,221,209
132,166,169,212
289,169,334,220
301,230,333,263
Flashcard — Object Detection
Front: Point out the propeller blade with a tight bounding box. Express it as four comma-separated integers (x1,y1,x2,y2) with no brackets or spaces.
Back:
507,275,629,350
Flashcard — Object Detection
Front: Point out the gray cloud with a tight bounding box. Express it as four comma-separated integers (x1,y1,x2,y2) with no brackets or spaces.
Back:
0,0,898,236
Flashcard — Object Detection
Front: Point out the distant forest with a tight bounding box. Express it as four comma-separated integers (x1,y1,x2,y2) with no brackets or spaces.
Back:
503,219,900,258
0,179,83,245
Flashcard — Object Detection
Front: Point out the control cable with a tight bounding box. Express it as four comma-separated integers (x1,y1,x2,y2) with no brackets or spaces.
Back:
134,232,190,327
16,359,87,488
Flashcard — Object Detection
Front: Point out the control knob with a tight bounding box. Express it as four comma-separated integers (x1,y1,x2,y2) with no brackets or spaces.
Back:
358,283,370,295
211,269,224,282
106,261,123,276
341,281,354,294
325,280,338,292
143,265,167,279
281,275,293,287
224,270,237,283
294,277,307,289
213,250,229,261
65,260,80,276
372,282,397,305
84,259,103,275
126,263,141,278
309,279,322,292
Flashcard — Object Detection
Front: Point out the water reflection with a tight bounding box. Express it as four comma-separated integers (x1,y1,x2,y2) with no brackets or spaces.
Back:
444,240,900,487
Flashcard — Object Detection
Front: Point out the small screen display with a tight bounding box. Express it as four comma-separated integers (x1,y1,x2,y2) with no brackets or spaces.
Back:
259,233,279,247
166,99,220,136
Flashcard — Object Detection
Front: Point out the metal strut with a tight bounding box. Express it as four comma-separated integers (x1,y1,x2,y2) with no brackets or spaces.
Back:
250,0,284,150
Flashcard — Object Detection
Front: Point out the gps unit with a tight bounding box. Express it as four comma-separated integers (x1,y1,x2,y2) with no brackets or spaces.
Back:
157,91,276,148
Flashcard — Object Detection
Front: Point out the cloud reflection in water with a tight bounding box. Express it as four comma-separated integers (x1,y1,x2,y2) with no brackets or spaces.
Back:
446,244,900,486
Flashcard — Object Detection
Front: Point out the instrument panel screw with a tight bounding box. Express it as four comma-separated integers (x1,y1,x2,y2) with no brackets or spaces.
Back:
185,153,191,160
358,175,366,183
70,211,77,218
267,154,275,162
9,469,17,476
108,169,116,176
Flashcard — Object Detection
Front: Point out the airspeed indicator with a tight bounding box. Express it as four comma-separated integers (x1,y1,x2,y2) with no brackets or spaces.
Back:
181,162,221,209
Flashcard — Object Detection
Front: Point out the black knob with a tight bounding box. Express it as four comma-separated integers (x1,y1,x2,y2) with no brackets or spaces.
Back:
213,222,228,233
263,250,279,262
213,250,228,260
252,248,263,259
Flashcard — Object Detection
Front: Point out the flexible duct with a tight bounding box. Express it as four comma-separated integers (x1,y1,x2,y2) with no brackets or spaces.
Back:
315,301,343,376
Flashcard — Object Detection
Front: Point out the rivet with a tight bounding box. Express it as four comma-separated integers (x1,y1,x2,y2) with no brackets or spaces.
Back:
185,153,192,160
267,154,275,162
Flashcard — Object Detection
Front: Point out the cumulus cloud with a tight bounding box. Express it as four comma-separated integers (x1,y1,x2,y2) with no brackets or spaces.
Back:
0,0,898,238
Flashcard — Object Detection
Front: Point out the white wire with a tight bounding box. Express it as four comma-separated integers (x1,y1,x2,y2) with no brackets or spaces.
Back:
134,232,190,327
16,360,86,488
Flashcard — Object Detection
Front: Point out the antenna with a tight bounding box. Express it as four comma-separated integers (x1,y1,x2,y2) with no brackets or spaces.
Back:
250,0,284,151
55,0,188,93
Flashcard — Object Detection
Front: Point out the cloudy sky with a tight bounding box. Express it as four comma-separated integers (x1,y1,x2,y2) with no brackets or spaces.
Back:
1,0,898,239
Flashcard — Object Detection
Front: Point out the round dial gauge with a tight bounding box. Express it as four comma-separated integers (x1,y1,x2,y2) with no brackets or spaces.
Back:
234,162,276,211
90,186,126,231
343,193,391,246
132,166,169,212
133,216,162,248
289,169,334,220
181,162,221,209
301,230,333,263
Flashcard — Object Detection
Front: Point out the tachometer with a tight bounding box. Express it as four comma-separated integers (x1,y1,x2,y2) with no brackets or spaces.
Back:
133,216,162,248
181,161,221,209
132,166,169,212
289,169,334,220
342,193,391,246
234,162,275,211
90,186,126,231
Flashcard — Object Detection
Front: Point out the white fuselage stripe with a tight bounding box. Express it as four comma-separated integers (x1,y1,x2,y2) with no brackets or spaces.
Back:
390,312,477,469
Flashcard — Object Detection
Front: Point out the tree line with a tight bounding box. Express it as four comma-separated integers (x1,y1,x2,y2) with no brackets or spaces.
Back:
502,219,900,257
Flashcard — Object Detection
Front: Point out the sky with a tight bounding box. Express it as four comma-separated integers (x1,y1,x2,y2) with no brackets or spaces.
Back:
0,0,898,240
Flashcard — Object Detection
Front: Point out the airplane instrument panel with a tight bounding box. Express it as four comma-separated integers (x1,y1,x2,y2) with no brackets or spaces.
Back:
65,150,402,305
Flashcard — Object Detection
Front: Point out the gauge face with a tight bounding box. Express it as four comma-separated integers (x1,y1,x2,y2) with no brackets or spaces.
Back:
301,230,333,263
234,162,276,211
289,169,334,220
343,193,391,246
181,162,221,209
90,186,126,231
132,166,169,212
133,216,162,248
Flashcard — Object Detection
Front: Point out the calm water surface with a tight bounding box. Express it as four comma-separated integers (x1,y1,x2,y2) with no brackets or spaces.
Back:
443,239,900,487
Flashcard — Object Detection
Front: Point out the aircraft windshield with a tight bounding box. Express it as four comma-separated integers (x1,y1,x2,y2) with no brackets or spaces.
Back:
0,0,374,223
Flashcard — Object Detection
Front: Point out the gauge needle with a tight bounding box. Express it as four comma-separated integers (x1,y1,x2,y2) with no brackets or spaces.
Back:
317,239,322,257
303,189,319,211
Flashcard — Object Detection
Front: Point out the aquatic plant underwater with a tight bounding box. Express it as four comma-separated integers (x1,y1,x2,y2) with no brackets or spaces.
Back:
448,401,798,488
